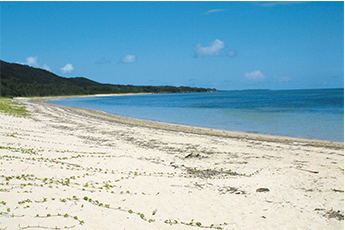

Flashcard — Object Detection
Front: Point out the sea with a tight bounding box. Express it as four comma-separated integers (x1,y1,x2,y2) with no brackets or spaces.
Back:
49,88,344,142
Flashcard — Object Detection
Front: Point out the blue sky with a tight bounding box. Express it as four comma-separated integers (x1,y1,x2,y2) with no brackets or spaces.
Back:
1,1,344,90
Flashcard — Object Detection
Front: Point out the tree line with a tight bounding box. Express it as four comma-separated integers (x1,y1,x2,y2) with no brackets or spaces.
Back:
0,60,216,97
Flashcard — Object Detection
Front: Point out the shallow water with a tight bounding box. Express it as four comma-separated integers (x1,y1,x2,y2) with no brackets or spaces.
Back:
49,88,344,142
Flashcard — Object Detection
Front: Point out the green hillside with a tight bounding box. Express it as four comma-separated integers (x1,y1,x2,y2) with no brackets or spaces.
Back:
0,60,216,97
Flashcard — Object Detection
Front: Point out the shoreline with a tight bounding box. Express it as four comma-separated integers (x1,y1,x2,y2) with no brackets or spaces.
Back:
1,96,343,229
24,94,343,150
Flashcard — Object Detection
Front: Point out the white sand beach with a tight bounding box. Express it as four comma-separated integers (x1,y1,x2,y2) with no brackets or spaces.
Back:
0,97,343,229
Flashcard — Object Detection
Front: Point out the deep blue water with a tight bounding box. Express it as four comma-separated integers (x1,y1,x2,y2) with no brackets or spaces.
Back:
49,88,344,142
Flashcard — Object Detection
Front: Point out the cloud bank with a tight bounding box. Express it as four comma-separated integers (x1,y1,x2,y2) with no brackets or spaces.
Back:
244,70,266,82
60,63,74,74
194,39,225,57
121,54,137,63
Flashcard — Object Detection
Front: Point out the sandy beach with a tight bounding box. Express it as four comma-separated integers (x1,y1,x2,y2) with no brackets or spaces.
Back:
0,96,343,230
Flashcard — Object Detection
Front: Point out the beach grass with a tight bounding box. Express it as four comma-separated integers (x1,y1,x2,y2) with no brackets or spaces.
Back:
0,97,29,117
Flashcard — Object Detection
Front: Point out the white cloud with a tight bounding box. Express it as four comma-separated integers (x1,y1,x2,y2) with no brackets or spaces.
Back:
194,39,225,57
21,57,51,72
60,63,74,74
42,64,51,71
121,54,137,63
203,9,226,15
244,70,266,82
25,56,39,67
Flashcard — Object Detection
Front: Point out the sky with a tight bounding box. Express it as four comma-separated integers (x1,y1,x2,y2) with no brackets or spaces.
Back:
1,1,344,90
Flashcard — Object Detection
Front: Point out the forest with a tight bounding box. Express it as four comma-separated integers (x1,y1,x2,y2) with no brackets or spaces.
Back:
0,60,216,97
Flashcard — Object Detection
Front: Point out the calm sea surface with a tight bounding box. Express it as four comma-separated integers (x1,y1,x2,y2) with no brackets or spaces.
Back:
49,88,344,142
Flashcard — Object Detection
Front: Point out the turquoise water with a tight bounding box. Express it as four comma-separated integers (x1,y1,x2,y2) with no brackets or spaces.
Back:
49,88,344,142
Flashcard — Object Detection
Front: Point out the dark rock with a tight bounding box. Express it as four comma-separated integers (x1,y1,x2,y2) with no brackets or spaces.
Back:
256,188,270,193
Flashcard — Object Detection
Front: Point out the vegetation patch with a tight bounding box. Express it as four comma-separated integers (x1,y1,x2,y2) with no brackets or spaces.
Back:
164,218,228,229
0,98,29,117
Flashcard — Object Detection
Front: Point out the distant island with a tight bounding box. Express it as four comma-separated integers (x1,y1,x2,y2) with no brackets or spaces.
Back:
0,60,216,97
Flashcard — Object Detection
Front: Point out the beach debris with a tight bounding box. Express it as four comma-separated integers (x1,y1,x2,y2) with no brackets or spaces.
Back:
215,161,248,165
19,225,76,229
331,189,344,193
256,188,270,193
315,208,344,221
324,209,344,221
183,166,243,178
218,186,246,195
185,153,201,158
152,209,157,215
170,162,178,168
194,182,205,189
293,142,308,146
296,168,319,174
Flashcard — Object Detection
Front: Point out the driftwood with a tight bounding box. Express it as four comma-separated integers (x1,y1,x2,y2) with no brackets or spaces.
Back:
296,168,319,174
